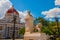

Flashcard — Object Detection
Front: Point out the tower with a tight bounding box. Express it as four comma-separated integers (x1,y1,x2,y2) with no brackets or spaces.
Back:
4,6,20,23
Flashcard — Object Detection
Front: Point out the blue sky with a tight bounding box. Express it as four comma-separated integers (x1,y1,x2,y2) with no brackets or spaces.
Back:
10,0,55,18
0,0,60,22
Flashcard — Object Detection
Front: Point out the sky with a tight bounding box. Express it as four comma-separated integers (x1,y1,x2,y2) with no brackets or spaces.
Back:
10,0,55,18
0,0,60,22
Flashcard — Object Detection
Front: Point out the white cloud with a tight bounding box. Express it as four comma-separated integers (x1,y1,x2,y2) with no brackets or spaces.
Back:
0,0,12,19
55,0,60,5
18,10,28,23
18,10,33,23
0,0,31,23
49,18,53,21
42,7,60,18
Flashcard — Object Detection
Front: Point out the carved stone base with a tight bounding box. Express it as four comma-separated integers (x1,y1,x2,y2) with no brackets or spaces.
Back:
24,33,40,40
24,33,48,40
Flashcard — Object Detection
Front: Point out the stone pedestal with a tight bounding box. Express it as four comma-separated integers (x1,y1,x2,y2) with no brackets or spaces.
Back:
24,33,48,40
24,33,40,40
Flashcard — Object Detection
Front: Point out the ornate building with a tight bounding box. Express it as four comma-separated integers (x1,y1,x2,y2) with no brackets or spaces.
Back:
0,6,25,38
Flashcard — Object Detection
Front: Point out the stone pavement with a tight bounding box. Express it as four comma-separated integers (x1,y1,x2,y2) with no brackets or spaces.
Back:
0,39,23,40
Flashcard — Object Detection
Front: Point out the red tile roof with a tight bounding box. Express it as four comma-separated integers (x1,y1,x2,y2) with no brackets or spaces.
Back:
7,6,19,15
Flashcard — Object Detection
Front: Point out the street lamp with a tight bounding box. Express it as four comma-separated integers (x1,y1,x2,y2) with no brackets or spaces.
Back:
48,12,60,40
55,17,60,40
12,13,16,40
55,4,60,40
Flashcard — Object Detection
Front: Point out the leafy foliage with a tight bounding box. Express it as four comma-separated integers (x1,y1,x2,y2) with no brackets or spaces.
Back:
41,26,53,35
34,17,49,26
34,17,59,35
18,27,25,35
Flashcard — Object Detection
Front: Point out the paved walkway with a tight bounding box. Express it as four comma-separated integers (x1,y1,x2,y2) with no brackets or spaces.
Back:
0,39,23,40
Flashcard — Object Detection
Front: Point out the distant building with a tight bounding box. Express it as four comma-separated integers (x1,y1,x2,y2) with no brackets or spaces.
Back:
0,6,25,38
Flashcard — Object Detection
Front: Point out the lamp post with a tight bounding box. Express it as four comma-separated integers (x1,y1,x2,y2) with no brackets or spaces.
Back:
12,14,16,40
55,4,60,40
55,17,60,40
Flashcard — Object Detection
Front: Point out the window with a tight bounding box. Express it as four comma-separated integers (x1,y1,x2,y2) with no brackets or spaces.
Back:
0,33,2,38
0,26,3,30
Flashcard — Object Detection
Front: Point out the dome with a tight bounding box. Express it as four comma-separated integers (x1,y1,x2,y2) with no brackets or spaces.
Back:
6,6,19,15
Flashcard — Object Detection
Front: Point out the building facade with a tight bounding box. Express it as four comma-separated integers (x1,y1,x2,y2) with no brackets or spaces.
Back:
0,6,25,38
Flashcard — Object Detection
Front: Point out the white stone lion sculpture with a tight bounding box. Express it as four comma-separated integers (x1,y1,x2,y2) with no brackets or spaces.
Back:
36,23,42,32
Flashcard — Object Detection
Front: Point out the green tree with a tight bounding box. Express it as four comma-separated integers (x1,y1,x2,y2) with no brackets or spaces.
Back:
41,26,54,35
49,21,57,26
18,27,25,35
34,17,49,26
34,17,59,35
